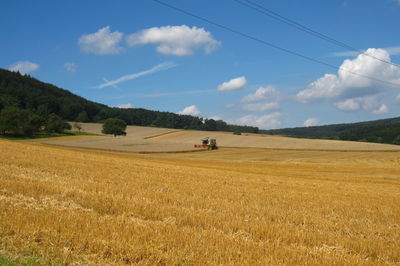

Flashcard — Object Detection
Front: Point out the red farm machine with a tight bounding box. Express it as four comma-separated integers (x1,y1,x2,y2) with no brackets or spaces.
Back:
194,137,218,150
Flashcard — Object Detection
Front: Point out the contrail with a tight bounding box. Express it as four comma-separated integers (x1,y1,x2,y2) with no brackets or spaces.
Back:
103,78,119,89
95,61,178,89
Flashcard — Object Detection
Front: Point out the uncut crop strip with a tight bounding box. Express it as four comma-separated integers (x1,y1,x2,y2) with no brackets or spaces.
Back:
0,140,400,265
144,130,188,140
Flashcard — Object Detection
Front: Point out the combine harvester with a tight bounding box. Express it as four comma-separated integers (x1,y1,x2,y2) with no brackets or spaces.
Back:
194,137,218,150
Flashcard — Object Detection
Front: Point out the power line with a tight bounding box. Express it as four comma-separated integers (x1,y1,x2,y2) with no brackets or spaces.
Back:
233,0,400,69
153,0,400,88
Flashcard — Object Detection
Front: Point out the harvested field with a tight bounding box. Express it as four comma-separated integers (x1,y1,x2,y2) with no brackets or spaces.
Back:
44,123,400,153
48,123,195,153
71,123,176,137
1,139,400,265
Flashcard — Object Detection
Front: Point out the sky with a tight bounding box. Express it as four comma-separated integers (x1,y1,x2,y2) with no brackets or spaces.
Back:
1,0,400,129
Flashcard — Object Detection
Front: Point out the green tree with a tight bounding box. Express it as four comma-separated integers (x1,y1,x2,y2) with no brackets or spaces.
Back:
0,94,18,110
0,107,41,136
76,111,89,122
45,113,71,133
393,135,400,145
35,104,50,118
203,119,217,131
102,118,127,137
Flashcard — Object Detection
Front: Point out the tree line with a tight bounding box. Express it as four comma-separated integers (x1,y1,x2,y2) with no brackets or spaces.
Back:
262,116,400,145
0,106,70,136
0,69,258,137
339,124,400,145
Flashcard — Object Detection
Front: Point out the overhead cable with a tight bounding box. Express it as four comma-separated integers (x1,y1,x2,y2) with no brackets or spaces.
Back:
153,0,400,87
234,0,400,69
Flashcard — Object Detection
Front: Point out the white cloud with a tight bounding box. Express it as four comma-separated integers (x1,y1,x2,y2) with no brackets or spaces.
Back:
332,46,400,57
217,76,247,91
239,86,281,112
179,105,201,116
335,95,384,113
117,103,133,109
297,74,342,101
64,62,76,73
303,118,320,127
297,48,400,104
335,94,387,113
8,61,39,75
237,112,283,129
242,102,280,112
95,62,177,88
335,98,360,111
209,116,222,121
396,94,400,103
126,25,220,56
79,26,123,55
241,86,279,102
372,104,389,114
358,95,383,111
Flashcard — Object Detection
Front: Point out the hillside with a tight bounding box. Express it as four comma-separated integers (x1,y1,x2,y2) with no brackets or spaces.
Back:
262,117,400,145
0,69,258,133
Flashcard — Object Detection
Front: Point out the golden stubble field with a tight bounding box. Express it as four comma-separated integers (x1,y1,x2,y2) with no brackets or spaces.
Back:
1,139,400,265
42,122,400,153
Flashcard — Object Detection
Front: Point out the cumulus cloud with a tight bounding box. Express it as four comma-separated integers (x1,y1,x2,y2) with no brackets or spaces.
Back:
241,86,279,102
117,103,133,109
217,76,247,91
95,62,177,89
334,95,385,113
237,112,283,129
335,98,360,111
296,48,400,104
304,118,320,127
126,25,220,56
332,46,400,57
64,62,76,73
8,61,39,75
239,86,280,112
372,104,389,114
179,105,201,116
79,26,123,55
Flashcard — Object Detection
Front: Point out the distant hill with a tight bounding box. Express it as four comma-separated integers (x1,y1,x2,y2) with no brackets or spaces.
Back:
0,69,258,133
262,117,400,145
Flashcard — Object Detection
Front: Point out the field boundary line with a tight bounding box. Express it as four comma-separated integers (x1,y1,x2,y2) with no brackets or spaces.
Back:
144,130,187,140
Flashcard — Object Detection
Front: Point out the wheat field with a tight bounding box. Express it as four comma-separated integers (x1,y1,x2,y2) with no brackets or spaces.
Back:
45,123,400,153
1,139,400,265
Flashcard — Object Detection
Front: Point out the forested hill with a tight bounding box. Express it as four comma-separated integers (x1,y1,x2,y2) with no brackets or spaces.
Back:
262,117,400,145
0,69,258,133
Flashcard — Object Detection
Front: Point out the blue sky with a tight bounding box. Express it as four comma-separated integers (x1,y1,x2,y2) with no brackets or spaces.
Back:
1,0,400,129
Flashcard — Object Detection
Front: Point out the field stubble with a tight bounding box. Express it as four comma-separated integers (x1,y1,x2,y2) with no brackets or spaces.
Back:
45,123,400,153
0,139,400,265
